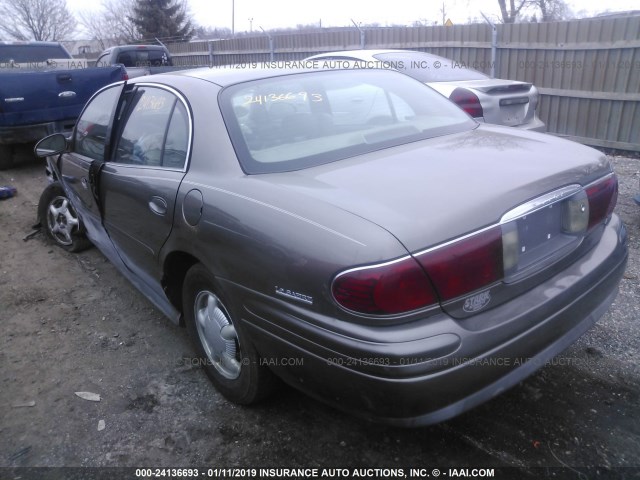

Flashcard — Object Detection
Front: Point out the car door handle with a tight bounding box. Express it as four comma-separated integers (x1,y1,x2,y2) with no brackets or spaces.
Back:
148,196,168,216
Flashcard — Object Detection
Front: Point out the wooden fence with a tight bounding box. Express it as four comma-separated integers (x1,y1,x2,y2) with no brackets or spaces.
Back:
166,16,640,151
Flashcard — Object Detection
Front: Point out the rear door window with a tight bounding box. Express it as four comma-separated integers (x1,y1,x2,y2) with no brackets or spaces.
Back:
113,86,189,169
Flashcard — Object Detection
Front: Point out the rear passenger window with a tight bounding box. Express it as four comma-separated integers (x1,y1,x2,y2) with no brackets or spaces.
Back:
113,87,189,169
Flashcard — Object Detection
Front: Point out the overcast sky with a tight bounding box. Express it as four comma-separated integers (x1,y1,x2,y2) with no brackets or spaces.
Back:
69,0,640,36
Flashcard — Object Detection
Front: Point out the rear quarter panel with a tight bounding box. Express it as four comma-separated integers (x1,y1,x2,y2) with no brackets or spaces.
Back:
158,75,409,317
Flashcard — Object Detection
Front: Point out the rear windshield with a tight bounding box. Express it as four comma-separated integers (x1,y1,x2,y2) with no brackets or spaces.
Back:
374,52,488,82
0,44,70,62
116,49,172,67
220,69,475,174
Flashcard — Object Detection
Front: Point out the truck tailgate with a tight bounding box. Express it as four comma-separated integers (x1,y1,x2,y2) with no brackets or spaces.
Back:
0,66,125,127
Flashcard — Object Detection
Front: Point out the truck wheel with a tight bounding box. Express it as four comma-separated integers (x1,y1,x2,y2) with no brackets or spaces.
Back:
38,182,92,252
0,145,14,170
182,263,277,404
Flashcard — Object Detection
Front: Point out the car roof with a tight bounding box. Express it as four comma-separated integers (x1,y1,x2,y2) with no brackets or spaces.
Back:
130,53,427,88
130,65,336,87
310,49,442,59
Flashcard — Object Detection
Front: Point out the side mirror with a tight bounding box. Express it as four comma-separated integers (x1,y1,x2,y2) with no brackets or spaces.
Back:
34,134,67,158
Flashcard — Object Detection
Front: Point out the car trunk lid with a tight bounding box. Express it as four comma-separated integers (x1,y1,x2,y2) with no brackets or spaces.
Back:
268,126,611,253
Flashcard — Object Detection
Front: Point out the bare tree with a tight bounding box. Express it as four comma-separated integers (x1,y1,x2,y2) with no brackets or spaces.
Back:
0,0,76,41
530,0,571,21
78,0,138,49
497,0,571,23
497,0,529,23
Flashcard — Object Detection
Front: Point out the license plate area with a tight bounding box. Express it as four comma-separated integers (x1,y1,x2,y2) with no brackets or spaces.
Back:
499,103,526,126
503,201,584,283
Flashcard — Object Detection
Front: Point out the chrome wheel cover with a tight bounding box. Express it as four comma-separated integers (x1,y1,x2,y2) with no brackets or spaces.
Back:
194,291,242,380
47,196,79,246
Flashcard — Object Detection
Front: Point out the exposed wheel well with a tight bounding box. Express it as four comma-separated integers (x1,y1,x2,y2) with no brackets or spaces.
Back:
162,251,199,325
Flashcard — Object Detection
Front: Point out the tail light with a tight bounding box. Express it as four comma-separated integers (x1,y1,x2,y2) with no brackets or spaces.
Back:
416,227,503,301
586,175,618,230
331,227,504,315
332,257,437,315
450,88,483,118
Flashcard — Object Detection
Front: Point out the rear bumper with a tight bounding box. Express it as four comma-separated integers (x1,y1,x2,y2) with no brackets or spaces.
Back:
235,215,627,426
512,115,546,132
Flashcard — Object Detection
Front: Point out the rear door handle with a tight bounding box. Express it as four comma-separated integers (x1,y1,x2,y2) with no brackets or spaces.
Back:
149,196,168,216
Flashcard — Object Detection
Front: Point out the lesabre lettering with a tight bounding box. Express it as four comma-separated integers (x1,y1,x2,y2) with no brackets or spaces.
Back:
275,286,313,304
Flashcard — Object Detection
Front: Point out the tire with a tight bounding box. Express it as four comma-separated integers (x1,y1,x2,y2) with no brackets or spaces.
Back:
0,144,14,170
38,182,92,252
182,263,277,404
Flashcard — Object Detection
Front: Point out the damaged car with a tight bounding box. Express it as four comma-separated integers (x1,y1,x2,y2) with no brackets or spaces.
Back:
35,67,627,426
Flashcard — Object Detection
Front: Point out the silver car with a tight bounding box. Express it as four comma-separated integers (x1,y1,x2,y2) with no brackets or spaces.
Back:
307,49,546,131
35,67,626,426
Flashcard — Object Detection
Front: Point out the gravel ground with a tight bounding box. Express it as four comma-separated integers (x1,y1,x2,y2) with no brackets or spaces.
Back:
0,148,638,479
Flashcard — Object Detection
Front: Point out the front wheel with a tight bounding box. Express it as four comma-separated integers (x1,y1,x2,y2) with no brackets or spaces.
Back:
38,182,92,252
182,264,277,404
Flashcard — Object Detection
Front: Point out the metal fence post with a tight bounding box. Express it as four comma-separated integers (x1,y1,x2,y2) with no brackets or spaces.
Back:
351,19,365,49
260,27,275,61
480,12,497,78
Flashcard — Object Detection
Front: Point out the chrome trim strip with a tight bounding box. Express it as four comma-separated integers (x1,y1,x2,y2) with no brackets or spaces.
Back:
333,254,415,280
414,223,500,258
584,172,615,190
500,184,582,224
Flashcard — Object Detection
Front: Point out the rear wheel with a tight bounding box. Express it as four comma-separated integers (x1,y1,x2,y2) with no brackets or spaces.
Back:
38,182,92,252
182,264,276,404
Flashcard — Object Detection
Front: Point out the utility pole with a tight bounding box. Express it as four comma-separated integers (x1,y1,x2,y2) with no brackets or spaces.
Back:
231,0,235,36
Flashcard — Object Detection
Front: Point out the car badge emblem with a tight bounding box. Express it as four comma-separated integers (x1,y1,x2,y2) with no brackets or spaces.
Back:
275,286,313,305
463,290,491,313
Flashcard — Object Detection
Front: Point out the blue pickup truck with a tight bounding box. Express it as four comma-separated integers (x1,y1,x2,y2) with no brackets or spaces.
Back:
0,41,127,169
